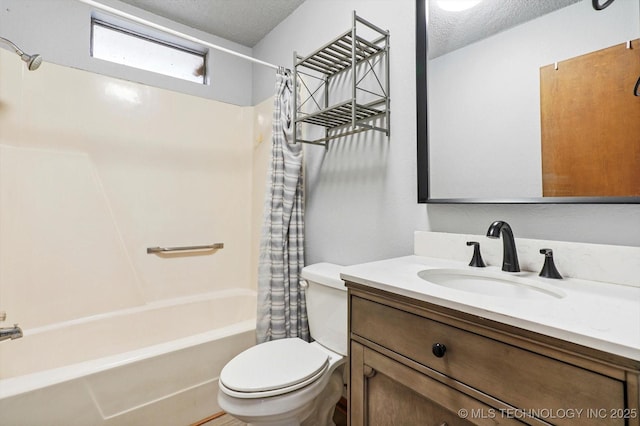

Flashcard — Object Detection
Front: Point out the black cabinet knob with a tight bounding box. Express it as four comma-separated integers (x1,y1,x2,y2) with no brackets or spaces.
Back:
432,342,447,358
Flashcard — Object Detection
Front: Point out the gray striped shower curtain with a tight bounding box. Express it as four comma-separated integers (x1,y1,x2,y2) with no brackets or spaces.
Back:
256,67,309,343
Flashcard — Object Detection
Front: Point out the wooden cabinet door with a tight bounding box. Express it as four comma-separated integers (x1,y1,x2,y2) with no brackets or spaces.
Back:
540,39,640,197
350,341,522,426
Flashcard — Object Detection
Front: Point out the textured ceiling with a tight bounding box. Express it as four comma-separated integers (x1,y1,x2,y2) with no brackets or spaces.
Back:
429,0,581,58
116,0,581,55
118,0,306,47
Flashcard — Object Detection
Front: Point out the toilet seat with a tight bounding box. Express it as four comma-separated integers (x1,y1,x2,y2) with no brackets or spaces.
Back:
219,338,329,399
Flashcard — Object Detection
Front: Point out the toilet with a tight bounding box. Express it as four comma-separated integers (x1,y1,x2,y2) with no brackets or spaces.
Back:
217,263,347,426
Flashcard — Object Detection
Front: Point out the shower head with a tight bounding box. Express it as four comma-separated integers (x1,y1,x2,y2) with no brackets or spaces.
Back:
0,36,42,71
20,52,42,71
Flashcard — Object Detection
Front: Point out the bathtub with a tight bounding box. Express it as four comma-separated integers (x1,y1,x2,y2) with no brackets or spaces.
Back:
0,288,256,426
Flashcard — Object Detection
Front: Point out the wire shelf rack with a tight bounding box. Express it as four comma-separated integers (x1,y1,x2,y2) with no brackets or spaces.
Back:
293,12,390,148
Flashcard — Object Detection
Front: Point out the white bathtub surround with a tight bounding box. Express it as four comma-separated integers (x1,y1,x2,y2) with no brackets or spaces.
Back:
252,97,275,292
257,68,308,343
340,231,640,362
0,49,258,328
0,289,256,425
0,49,267,425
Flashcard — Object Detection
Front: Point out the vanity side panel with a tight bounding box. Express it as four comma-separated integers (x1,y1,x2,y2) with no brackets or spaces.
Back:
349,340,365,426
626,372,640,426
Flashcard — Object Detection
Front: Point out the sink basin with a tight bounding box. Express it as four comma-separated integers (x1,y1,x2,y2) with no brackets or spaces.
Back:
417,268,566,299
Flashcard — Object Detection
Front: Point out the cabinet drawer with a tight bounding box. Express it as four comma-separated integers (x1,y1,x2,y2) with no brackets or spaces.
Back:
351,296,626,426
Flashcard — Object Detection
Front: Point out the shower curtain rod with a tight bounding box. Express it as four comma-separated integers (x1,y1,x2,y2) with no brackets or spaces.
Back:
77,0,281,71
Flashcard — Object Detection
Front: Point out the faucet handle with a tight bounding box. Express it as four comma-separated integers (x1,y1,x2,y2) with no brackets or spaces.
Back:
539,249,563,279
13,324,23,339
466,241,486,267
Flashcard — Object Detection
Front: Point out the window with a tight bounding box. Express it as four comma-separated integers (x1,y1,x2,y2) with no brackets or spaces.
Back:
91,19,207,84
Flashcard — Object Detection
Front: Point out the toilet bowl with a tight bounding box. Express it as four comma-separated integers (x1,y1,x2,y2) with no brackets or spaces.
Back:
217,263,346,426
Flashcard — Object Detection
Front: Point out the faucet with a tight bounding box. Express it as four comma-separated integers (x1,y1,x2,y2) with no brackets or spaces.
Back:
0,324,23,342
486,220,520,272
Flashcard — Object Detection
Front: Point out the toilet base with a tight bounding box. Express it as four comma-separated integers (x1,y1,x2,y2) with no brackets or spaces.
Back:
301,366,343,426
219,360,345,426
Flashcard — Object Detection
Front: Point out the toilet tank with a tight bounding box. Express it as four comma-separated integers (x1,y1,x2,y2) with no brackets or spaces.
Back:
301,263,347,356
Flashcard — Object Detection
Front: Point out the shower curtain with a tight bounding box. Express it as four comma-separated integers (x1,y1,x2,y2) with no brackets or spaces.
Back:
256,67,309,343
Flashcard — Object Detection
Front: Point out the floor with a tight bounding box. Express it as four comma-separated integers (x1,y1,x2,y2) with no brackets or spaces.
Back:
203,414,244,426
203,404,347,426
204,414,244,426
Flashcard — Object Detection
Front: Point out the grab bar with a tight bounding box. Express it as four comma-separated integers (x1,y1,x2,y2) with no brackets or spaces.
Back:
146,243,224,254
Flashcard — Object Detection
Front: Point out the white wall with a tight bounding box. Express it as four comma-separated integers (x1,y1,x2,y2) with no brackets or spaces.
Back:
253,0,424,265
253,0,640,267
0,0,253,106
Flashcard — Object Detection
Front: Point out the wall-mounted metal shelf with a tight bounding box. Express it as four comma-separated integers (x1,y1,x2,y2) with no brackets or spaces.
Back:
293,12,390,148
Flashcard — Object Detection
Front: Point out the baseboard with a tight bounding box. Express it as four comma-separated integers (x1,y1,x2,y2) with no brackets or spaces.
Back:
190,411,226,426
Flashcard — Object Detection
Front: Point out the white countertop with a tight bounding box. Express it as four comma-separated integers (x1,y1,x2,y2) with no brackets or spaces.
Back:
341,255,640,362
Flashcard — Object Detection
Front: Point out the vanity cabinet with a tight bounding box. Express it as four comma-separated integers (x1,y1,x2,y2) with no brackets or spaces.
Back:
347,283,640,426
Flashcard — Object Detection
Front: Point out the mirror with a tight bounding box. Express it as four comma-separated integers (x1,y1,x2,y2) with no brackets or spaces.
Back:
416,0,640,203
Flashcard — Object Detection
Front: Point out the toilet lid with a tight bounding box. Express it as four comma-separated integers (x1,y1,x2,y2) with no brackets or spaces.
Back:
219,338,329,394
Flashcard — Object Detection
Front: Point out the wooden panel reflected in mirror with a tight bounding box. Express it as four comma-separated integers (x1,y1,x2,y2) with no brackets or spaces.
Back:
541,39,640,197
416,0,640,203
